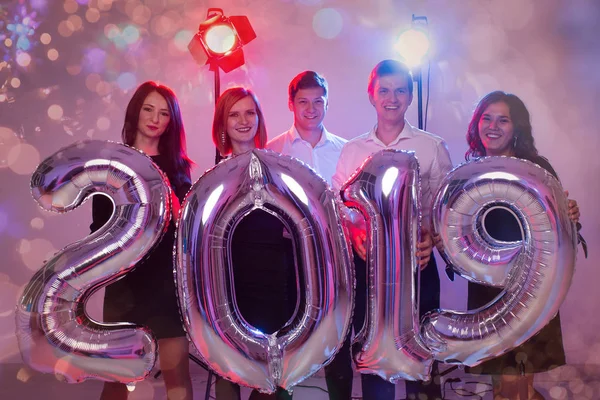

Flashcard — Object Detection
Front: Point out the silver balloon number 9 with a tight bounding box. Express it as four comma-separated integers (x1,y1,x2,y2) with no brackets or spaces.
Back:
423,157,577,366
176,149,354,392
16,140,171,383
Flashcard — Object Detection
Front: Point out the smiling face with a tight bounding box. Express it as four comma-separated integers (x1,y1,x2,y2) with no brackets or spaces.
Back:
289,86,327,133
226,95,259,154
478,101,515,156
136,91,171,141
369,73,413,124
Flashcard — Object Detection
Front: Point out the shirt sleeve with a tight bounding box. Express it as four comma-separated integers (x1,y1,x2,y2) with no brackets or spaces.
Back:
332,146,350,193
428,140,453,201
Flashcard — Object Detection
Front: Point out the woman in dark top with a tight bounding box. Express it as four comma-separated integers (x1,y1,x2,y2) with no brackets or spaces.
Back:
91,81,194,400
211,87,297,400
465,91,581,400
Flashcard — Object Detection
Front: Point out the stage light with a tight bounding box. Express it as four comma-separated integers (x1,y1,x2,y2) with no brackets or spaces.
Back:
188,8,256,73
394,15,430,68
394,15,431,130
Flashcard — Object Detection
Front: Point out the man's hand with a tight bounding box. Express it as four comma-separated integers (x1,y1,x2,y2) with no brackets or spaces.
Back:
351,229,367,261
416,228,433,270
344,207,368,260
565,190,580,224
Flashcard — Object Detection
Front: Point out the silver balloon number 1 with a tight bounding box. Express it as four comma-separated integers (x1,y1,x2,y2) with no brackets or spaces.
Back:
340,150,433,382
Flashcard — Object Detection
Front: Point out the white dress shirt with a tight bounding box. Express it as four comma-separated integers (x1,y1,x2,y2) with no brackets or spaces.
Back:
267,126,347,186
332,120,453,228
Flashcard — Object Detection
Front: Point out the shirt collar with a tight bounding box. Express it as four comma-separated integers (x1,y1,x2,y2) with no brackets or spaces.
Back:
290,125,331,147
366,119,416,146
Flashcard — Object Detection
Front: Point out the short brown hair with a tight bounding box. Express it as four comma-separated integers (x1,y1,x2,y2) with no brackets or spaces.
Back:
288,71,328,103
212,87,267,156
367,59,413,97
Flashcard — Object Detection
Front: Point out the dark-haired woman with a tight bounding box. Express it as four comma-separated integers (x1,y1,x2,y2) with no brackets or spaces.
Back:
92,81,194,400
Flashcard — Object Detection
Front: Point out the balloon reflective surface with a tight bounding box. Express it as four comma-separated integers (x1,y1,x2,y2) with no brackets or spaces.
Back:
424,156,577,366
341,149,433,382
176,149,354,392
17,140,170,383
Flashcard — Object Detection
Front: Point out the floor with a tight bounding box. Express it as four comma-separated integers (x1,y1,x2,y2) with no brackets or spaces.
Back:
2,359,598,399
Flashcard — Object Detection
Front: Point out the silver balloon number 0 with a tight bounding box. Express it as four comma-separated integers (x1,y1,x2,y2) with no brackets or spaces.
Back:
16,140,171,383
176,149,354,393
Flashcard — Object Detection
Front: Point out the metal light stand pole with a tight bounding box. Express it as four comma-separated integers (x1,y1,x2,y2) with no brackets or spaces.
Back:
213,64,222,165
415,65,424,130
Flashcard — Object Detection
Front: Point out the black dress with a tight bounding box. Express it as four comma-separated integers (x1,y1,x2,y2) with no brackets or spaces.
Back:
90,154,191,340
215,209,297,400
231,209,297,334
467,155,566,375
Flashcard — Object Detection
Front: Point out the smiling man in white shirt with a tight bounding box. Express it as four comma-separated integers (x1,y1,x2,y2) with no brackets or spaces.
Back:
267,71,346,186
332,59,453,400
267,71,354,400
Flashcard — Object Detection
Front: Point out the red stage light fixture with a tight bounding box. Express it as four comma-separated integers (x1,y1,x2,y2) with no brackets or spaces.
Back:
188,8,257,73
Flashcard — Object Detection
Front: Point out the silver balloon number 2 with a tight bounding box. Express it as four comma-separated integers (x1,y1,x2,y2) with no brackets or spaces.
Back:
423,156,577,367
176,149,354,393
16,140,171,383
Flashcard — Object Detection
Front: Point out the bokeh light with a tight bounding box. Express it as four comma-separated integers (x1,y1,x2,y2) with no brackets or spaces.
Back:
16,36,31,51
95,81,112,96
97,0,113,12
66,63,82,75
47,48,59,61
96,117,111,130
85,8,101,23
85,73,102,91
122,25,140,45
18,238,57,271
151,13,178,37
30,218,44,230
16,52,32,67
84,48,107,73
173,30,194,52
7,143,40,175
117,72,137,91
58,20,75,37
40,32,51,44
313,8,343,39
104,23,120,39
0,127,21,168
67,14,83,31
63,0,78,14
131,4,151,25
11,78,21,88
47,104,64,120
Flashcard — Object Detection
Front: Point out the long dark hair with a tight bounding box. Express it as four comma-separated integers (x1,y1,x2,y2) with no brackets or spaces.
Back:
212,87,267,156
465,91,539,161
122,81,193,184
